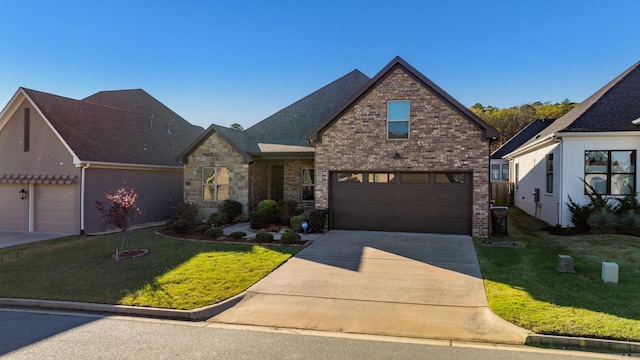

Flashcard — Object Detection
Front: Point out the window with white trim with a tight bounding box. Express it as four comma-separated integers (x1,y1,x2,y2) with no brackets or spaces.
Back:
387,100,409,139
203,167,229,201
301,168,314,201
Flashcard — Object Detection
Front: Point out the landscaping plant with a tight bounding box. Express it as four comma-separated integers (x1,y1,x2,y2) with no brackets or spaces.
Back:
219,199,243,221
95,185,141,253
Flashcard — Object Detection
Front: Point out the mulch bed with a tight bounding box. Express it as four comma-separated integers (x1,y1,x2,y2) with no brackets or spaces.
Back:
156,229,309,246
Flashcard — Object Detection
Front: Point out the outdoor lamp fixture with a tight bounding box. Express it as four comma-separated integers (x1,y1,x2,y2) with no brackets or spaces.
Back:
392,151,402,160
19,188,27,200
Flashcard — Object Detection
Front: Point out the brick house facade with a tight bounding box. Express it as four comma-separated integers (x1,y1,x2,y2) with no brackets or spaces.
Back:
311,65,494,236
178,57,497,235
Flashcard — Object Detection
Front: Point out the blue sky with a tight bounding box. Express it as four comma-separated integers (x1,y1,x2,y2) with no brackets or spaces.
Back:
1,1,639,129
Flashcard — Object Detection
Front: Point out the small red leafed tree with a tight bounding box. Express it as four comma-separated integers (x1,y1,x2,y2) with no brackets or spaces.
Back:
96,185,142,253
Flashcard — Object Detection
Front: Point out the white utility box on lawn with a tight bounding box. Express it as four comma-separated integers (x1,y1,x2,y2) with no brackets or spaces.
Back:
601,262,619,283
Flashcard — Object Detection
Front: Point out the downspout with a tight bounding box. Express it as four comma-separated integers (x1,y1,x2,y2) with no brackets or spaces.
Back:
81,163,91,234
28,183,35,232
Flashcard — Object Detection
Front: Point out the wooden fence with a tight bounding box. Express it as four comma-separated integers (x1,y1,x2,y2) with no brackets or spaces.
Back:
491,182,514,206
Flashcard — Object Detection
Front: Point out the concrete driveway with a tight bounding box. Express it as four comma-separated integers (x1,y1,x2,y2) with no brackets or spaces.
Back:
210,230,530,344
0,231,71,249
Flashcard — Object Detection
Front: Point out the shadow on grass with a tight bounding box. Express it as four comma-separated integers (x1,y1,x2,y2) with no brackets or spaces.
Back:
475,208,640,323
0,228,298,307
0,228,301,354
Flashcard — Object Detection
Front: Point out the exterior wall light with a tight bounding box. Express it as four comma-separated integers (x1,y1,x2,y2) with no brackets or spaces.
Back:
19,188,27,200
392,151,402,160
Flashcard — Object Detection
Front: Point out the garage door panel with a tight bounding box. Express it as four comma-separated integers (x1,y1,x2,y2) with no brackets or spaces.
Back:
330,172,471,234
35,185,75,234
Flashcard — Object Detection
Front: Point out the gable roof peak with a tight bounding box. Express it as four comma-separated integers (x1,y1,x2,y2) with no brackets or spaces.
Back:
307,56,498,141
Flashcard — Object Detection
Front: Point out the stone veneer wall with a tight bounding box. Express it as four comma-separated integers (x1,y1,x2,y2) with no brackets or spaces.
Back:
183,131,249,221
314,67,492,236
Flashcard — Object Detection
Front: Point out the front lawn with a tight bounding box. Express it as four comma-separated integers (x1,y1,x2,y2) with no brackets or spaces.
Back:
0,228,300,310
475,207,640,342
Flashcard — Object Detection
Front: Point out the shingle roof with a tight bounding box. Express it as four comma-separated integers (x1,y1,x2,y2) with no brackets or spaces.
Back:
491,119,556,159
518,61,640,150
23,88,203,166
307,56,499,142
177,69,370,163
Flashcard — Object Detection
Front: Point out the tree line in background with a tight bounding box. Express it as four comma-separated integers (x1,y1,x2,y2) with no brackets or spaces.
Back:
470,99,578,152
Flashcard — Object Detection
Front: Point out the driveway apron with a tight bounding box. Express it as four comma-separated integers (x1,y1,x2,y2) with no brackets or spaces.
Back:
210,230,529,344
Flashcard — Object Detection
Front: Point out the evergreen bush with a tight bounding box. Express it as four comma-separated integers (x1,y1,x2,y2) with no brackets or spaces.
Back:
587,208,616,234
171,219,189,234
280,230,301,244
255,232,274,243
204,227,224,239
209,211,230,225
249,211,269,229
219,200,243,221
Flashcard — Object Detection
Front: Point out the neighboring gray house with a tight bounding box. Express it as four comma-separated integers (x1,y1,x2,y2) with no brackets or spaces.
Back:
178,57,498,236
505,60,640,226
0,88,203,234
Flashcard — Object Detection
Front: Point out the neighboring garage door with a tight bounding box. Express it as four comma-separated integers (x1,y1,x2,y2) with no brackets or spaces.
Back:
330,172,472,234
34,185,75,233
0,184,28,231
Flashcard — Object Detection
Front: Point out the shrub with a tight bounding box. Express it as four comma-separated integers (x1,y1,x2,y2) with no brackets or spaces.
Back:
616,210,640,236
290,213,308,233
279,199,299,224
587,208,616,234
583,178,614,211
255,232,274,243
292,207,305,216
249,211,269,229
258,199,279,213
614,191,640,215
219,200,243,221
229,231,246,239
176,202,199,226
566,195,592,232
165,219,175,230
171,219,189,234
209,211,230,225
195,224,211,235
204,227,224,239
258,199,281,224
307,209,327,233
280,230,301,244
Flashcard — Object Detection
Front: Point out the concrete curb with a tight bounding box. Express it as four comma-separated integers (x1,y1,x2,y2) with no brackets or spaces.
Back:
2,296,640,355
526,334,640,355
0,292,246,321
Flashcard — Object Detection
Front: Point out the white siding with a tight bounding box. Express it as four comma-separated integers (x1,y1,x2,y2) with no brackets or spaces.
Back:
512,142,561,226
560,135,640,227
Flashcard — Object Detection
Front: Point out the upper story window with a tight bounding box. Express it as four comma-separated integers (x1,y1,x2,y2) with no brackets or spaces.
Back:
203,167,229,201
387,100,409,140
301,168,314,201
585,150,636,195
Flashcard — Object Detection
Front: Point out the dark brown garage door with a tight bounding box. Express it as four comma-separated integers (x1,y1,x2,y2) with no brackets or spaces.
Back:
330,172,472,234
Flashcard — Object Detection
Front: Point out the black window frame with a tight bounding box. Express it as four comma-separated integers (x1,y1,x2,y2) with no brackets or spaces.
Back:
584,150,636,195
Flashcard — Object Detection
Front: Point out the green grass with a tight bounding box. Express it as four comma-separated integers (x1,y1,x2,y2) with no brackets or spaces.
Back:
0,228,300,310
475,207,640,341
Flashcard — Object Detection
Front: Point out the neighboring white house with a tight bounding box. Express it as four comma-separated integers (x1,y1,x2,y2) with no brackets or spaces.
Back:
504,60,640,227
490,119,555,183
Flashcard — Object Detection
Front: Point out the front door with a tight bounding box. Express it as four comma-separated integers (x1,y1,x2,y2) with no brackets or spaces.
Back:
271,165,284,203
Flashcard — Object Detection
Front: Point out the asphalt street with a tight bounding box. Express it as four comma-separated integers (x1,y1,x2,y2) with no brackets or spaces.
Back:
0,309,624,359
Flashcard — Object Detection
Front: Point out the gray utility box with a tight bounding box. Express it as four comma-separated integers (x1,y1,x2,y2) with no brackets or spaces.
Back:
491,206,508,236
